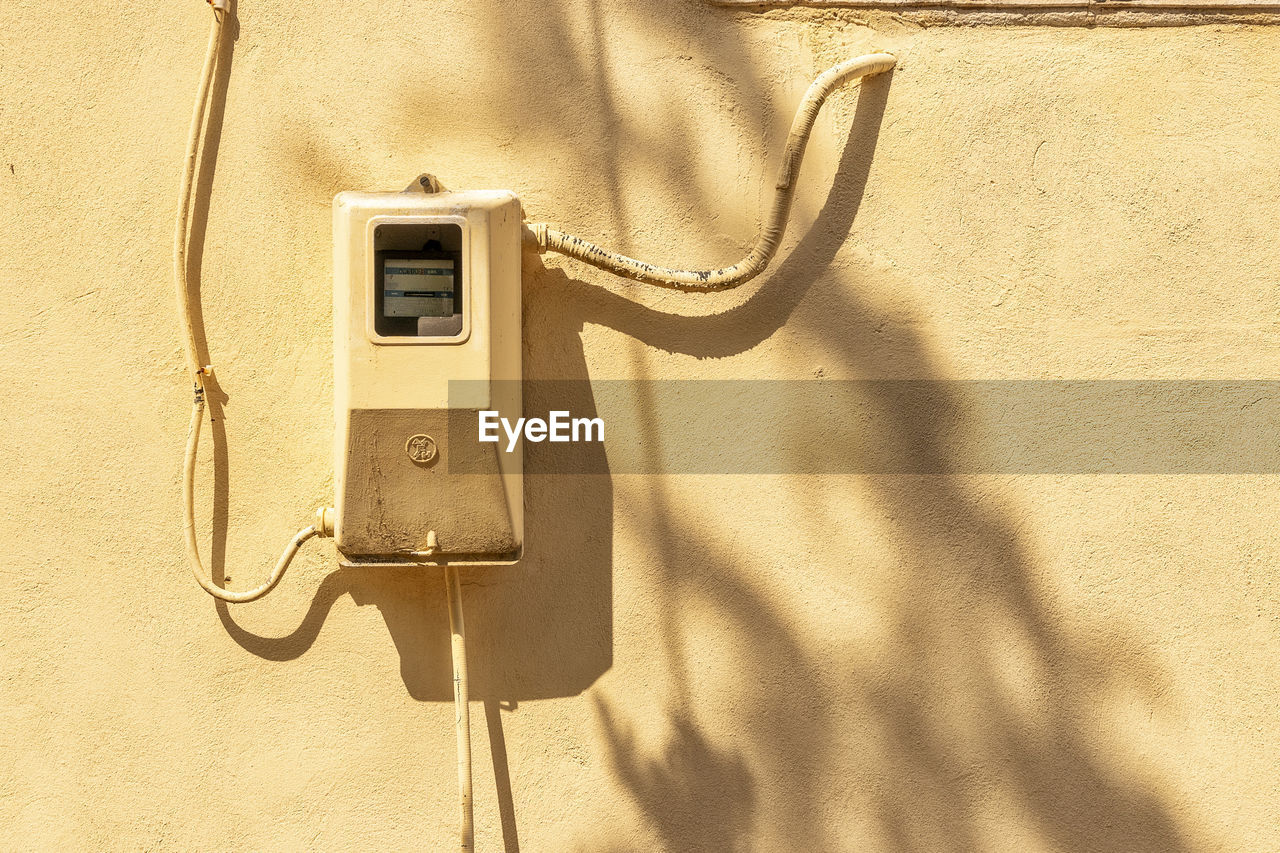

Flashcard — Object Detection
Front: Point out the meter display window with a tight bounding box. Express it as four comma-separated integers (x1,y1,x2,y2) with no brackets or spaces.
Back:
385,259,454,317
374,240,463,338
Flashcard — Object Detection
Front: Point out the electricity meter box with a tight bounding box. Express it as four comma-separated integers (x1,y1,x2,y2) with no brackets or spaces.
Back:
333,187,523,566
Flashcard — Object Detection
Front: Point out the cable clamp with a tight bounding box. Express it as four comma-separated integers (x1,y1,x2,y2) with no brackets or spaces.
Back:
524,222,550,253
314,507,335,538
192,364,213,404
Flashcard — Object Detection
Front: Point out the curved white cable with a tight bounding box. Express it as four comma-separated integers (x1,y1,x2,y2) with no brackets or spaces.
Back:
182,399,321,603
527,52,896,290
174,5,224,383
175,2,327,603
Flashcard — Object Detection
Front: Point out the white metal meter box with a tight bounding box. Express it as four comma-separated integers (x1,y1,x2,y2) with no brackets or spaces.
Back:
333,186,523,566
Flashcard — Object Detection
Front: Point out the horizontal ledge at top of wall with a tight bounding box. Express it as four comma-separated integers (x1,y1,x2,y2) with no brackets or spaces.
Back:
711,0,1280,9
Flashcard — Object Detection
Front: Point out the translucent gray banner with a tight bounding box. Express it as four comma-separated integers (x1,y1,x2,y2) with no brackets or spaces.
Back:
444,380,1280,474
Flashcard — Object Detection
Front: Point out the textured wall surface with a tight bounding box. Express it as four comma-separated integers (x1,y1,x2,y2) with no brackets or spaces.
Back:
2,1,1278,850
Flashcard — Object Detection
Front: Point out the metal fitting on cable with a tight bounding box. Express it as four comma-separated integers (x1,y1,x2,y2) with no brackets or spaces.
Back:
192,365,212,403
524,222,550,253
314,507,335,539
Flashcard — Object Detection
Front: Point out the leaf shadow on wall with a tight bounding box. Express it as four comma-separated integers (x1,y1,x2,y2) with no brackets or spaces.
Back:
186,3,1201,846
530,69,1197,852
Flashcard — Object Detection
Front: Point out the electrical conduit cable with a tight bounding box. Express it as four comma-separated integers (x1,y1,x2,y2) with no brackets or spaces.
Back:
526,52,896,290
174,2,223,383
445,565,474,852
175,0,329,603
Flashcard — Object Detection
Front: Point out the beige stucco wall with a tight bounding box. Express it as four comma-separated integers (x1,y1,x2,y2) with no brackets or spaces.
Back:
2,1,1278,850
